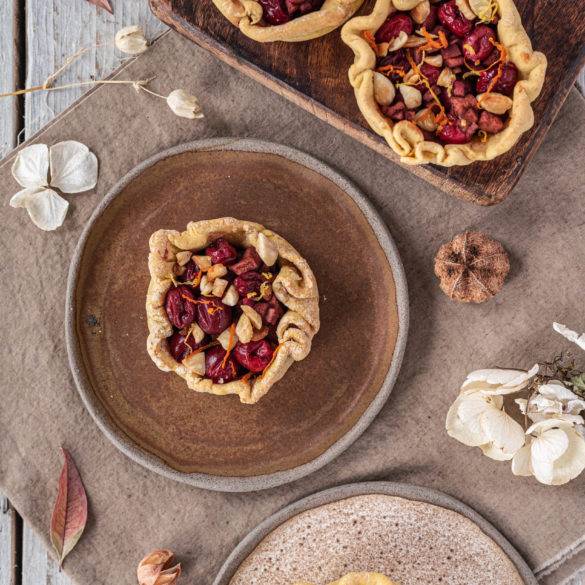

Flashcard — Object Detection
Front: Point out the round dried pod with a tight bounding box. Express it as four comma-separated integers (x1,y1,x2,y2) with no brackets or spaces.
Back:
477,92,513,115
137,549,181,585
373,72,396,106
434,231,510,303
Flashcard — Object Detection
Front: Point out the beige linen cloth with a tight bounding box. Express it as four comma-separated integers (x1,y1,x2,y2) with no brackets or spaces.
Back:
0,30,584,585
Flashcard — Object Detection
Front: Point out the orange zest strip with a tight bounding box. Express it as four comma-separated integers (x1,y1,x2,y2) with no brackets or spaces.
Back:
181,295,221,314
221,323,237,369
189,340,219,356
361,30,378,53
259,343,284,380
376,64,406,77
486,39,508,94
418,27,448,52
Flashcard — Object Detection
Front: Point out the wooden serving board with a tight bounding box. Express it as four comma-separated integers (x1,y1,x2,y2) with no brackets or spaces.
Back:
149,0,585,205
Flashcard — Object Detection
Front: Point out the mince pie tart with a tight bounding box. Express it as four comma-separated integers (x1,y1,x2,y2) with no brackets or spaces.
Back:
213,0,364,42
297,573,398,585
341,0,547,166
146,218,320,404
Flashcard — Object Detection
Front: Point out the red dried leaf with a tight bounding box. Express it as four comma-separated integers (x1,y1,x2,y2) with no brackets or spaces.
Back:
50,448,88,567
86,0,113,14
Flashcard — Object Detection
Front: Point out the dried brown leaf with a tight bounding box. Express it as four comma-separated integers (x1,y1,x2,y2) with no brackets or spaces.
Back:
50,448,88,567
87,0,113,14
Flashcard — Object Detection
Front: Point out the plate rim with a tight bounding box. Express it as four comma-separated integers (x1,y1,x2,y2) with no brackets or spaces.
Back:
65,138,410,492
212,481,538,585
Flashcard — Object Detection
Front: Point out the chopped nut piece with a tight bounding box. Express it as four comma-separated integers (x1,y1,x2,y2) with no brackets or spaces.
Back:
415,108,438,132
183,351,206,376
175,251,192,266
410,0,430,24
172,264,186,277
456,0,476,20
399,85,422,109
434,231,510,303
477,92,513,115
469,0,494,20
199,274,213,296
218,327,238,351
257,232,278,266
193,255,212,271
437,67,456,89
424,54,443,67
207,263,227,282
236,314,253,344
241,304,263,329
251,325,270,341
388,30,409,52
404,35,427,48
212,277,229,297
222,284,239,306
187,322,205,344
373,72,396,106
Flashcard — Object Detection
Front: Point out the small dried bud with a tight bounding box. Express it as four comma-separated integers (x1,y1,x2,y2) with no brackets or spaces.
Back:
166,89,204,120
137,549,181,585
115,25,148,55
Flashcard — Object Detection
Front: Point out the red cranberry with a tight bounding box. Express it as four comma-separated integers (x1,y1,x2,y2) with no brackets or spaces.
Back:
423,5,438,30
196,297,232,335
205,238,238,265
234,340,275,373
205,346,239,384
375,13,414,43
463,25,496,63
478,111,505,134
476,62,518,96
438,1,472,37
180,260,200,283
420,63,441,85
452,79,471,97
437,119,471,144
264,296,284,326
168,331,206,362
165,286,196,329
234,271,264,297
230,247,262,275
258,0,290,24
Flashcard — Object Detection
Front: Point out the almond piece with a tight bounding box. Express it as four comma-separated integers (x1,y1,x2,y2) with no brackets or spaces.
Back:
373,72,396,106
207,263,227,282
176,251,192,266
415,108,438,132
404,35,427,48
437,67,456,89
218,327,238,351
257,232,278,267
236,314,253,344
456,0,476,20
399,85,422,109
199,274,213,296
388,30,408,52
241,304,263,329
193,255,212,272
222,285,239,306
183,351,205,376
410,0,430,24
189,322,205,344
477,92,513,115
212,277,229,297
424,54,443,67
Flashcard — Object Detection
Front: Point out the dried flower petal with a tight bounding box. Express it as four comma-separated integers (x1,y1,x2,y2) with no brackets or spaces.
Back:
166,90,204,120
115,25,149,55
553,322,585,351
137,549,181,585
10,187,69,231
11,144,49,188
50,141,98,193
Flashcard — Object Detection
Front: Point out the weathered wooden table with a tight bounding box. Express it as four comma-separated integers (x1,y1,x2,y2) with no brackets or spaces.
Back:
0,1,584,583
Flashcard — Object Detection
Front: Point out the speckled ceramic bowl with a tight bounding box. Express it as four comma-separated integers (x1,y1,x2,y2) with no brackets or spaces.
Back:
66,139,409,492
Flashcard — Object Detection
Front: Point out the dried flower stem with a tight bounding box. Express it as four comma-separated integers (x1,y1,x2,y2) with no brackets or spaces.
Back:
137,86,167,100
0,79,152,99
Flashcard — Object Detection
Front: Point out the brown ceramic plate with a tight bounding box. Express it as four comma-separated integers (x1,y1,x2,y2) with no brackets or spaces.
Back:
66,139,409,491
214,482,537,585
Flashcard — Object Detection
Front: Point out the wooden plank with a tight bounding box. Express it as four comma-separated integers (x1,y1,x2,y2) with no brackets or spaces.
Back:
150,0,585,205
0,497,17,585
22,524,70,585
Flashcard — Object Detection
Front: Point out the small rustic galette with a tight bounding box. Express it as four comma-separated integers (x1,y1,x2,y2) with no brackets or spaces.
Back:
341,0,547,166
146,218,320,404
212,0,364,42
297,573,398,585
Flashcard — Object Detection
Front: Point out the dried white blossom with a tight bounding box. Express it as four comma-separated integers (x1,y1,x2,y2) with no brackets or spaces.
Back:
515,380,585,425
166,90,204,120
9,141,98,231
553,322,585,351
460,365,539,396
115,25,149,55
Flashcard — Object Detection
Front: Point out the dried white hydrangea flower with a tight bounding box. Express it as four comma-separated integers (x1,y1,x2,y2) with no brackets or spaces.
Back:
9,141,98,231
166,89,204,120
115,25,149,55
553,322,585,351
515,381,585,425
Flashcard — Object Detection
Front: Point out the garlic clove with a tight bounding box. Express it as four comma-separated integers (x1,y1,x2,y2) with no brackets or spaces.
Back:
166,89,204,120
241,304,263,329
10,187,69,231
456,0,476,20
115,25,148,55
222,285,239,306
212,277,229,298
477,92,513,115
11,144,49,189
410,0,430,24
373,72,396,106
236,314,253,344
175,251,191,266
256,232,278,266
399,84,422,109
49,141,98,193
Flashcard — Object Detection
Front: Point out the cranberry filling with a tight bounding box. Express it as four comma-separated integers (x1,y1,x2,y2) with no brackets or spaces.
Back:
164,238,285,383
257,0,323,25
370,0,518,146
234,340,275,373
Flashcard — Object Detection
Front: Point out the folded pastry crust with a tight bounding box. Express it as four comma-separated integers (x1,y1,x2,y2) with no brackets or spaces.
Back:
341,0,547,166
146,217,320,404
297,573,398,585
213,0,364,42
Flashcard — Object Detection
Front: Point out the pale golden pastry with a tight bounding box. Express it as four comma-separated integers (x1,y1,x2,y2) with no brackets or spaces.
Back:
296,573,399,585
146,217,320,404
213,0,364,42
341,0,547,166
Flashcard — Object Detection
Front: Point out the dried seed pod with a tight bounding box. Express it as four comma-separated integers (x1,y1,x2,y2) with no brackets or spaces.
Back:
477,92,513,115
115,25,148,55
373,72,396,106
411,0,431,24
137,549,181,585
434,231,510,303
